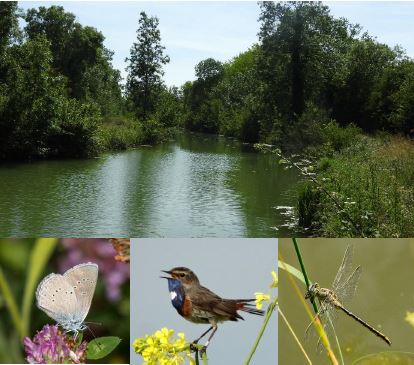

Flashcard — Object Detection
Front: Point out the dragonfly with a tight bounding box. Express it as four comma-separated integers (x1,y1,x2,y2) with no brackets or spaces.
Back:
305,244,391,347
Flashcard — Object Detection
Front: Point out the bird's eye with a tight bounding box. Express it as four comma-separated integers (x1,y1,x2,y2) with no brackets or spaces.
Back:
179,273,185,278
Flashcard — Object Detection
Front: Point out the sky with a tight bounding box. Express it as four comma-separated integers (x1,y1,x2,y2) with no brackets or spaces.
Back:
130,238,277,364
19,1,414,87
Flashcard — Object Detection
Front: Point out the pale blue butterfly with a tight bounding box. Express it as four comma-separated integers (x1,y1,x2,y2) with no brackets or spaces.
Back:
36,262,98,337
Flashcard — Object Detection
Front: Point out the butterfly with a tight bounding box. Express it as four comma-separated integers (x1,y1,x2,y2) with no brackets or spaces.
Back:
36,262,98,337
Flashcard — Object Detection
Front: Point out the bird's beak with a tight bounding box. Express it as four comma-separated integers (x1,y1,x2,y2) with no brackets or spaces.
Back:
160,270,172,279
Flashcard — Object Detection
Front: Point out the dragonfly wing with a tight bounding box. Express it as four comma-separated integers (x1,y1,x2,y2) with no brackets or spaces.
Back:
336,266,362,307
331,244,354,292
305,300,338,352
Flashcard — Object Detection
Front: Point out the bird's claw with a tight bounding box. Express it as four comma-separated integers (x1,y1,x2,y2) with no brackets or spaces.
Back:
190,341,207,356
190,341,199,352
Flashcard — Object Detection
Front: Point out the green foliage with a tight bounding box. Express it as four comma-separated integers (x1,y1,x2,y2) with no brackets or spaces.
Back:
141,117,171,144
181,58,223,133
195,58,224,83
126,11,169,119
0,2,21,51
301,136,414,237
46,99,101,158
321,121,362,152
24,5,123,116
86,337,121,360
331,35,397,129
98,115,144,150
180,2,413,149
153,87,185,128
296,183,321,228
0,238,58,339
0,4,129,161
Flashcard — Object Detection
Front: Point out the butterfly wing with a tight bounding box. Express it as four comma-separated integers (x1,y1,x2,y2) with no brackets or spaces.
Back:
63,262,98,322
36,273,79,323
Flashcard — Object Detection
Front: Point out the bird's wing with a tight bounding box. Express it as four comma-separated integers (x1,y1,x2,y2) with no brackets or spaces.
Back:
190,286,243,321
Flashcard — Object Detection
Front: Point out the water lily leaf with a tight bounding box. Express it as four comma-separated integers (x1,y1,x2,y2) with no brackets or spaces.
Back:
86,336,121,360
352,352,414,365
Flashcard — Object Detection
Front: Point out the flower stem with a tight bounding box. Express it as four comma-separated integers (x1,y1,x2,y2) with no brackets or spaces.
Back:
244,296,277,365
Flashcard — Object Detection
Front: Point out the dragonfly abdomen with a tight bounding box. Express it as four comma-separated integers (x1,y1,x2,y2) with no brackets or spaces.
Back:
339,306,391,346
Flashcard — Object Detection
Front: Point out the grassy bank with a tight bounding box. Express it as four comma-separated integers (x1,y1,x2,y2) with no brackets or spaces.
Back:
297,133,414,237
98,115,144,151
97,114,177,153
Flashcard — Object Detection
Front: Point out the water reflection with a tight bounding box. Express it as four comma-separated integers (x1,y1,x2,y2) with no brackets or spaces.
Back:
0,133,301,237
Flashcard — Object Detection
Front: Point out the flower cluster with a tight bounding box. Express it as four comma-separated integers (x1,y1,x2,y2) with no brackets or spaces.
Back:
24,325,87,364
255,270,278,310
59,238,130,302
133,327,195,365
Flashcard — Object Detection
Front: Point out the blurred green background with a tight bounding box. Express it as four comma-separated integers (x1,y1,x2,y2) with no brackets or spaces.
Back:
0,238,130,363
279,238,414,365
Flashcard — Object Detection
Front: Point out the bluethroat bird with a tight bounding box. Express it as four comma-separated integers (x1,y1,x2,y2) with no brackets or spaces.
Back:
161,267,264,351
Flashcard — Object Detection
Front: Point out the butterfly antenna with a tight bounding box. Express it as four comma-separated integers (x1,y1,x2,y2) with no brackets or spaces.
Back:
86,324,103,351
85,321,102,326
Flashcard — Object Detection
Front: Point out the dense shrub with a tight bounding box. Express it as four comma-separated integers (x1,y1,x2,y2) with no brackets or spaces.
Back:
98,115,144,150
301,136,414,237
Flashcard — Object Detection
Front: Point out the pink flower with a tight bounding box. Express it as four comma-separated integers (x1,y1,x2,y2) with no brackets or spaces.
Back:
24,325,87,364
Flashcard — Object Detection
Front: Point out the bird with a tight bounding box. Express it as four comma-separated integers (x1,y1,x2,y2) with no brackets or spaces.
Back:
161,267,264,352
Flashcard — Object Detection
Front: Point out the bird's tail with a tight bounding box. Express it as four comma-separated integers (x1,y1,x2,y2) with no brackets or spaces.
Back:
237,299,265,316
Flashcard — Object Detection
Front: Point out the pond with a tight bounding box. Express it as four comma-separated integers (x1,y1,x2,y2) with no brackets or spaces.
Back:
0,132,301,237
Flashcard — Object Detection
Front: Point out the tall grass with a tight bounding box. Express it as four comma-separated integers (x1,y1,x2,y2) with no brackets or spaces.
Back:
297,135,414,237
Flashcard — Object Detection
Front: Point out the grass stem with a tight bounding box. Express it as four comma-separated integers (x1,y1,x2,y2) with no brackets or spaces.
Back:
244,296,277,365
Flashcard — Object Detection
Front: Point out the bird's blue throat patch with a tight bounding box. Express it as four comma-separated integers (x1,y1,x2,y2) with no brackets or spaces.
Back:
166,278,185,313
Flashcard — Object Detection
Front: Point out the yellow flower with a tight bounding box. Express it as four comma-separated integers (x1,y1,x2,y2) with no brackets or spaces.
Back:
133,328,195,365
270,271,278,288
255,292,271,309
405,311,414,327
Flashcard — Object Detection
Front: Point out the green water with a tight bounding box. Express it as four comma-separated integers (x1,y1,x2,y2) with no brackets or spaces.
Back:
0,132,301,237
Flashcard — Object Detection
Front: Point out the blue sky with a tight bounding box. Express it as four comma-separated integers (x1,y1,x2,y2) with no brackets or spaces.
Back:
19,1,414,87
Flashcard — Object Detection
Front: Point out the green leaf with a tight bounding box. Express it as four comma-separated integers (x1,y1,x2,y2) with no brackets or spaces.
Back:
352,352,414,365
22,238,58,337
0,267,23,338
277,260,307,285
86,336,121,360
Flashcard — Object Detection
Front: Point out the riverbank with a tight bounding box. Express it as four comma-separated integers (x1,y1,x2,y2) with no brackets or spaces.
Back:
294,132,414,237
98,114,177,152
0,113,177,163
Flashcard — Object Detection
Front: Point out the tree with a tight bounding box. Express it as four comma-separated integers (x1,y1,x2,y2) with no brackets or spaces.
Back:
24,5,123,115
0,2,20,52
126,11,169,119
195,58,223,83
